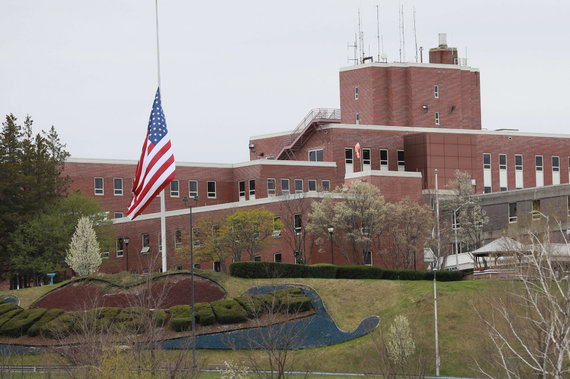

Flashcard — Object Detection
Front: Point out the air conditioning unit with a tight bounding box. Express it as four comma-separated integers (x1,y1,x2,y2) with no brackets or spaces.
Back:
272,230,281,238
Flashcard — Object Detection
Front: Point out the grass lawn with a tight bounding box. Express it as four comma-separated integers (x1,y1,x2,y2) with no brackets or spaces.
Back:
0,274,503,377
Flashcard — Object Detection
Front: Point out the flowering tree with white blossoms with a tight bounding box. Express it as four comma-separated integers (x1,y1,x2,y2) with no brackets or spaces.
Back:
65,216,102,276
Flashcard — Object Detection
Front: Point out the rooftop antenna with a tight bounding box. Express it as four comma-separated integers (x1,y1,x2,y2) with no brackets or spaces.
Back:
398,3,402,62
401,3,406,62
358,9,365,63
348,33,358,65
376,2,381,62
413,6,418,63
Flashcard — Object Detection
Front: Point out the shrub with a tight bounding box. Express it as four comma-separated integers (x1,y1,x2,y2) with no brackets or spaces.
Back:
0,308,23,328
274,288,312,313
253,293,280,314
211,299,248,324
0,303,19,316
84,307,121,331
195,302,215,326
0,308,47,337
41,312,80,339
169,305,191,332
114,307,148,334
152,309,168,327
235,295,267,317
310,264,338,278
27,309,64,337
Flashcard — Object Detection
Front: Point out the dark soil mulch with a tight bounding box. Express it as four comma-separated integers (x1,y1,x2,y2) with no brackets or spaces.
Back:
31,276,225,311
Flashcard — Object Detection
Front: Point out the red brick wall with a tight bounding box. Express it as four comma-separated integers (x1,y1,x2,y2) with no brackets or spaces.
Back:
339,64,481,130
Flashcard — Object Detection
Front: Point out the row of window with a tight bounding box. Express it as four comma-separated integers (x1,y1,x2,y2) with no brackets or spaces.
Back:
483,153,568,193
355,85,440,100
344,148,405,171
94,177,125,196
170,180,216,199
507,196,570,224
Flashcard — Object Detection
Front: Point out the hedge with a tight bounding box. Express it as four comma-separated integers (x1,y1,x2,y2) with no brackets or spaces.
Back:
0,308,46,337
41,312,80,338
210,299,248,325
0,308,23,329
27,309,64,337
230,262,463,281
274,288,312,313
114,307,148,334
0,303,19,316
170,303,215,332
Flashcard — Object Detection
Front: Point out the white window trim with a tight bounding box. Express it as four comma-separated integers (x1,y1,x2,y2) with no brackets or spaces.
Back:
362,148,371,166
308,179,317,192
294,179,303,194
94,177,104,196
308,149,324,162
435,112,440,125
116,238,124,258
267,178,276,197
483,153,492,169
434,85,439,99
380,149,389,168
249,179,256,197
536,155,543,171
170,179,180,198
499,154,507,170
322,180,331,192
189,180,198,198
508,203,517,223
207,181,216,198
281,179,290,195
113,178,123,196
515,154,523,170
553,156,560,172
354,87,359,100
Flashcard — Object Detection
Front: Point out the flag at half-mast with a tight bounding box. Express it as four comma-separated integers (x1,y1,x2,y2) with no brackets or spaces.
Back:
127,87,175,220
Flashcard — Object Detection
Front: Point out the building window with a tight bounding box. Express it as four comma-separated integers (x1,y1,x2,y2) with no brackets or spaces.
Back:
254,256,261,262
553,156,560,172
116,237,124,258
484,187,492,194
536,156,543,172
281,179,290,195
249,179,255,198
214,261,221,272
354,87,359,100
532,200,541,220
308,179,317,192
267,178,276,197
499,154,507,170
567,196,570,217
94,177,104,196
380,149,388,169
102,251,109,259
397,150,405,171
362,148,371,169
175,229,182,246
322,180,330,192
273,216,282,238
207,181,216,198
175,265,183,271
363,251,372,266
508,203,517,223
114,212,124,219
434,85,439,98
356,113,360,124
309,149,324,162
141,233,150,254
170,179,179,197
435,112,440,125
189,180,198,198
515,155,523,170
114,178,123,196
294,179,303,193
345,148,353,169
483,153,491,169
274,253,282,263
192,227,201,248
238,181,245,200
294,214,302,234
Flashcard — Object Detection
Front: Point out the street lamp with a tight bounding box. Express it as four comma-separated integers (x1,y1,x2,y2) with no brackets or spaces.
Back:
433,267,440,377
183,195,199,368
328,225,334,265
124,236,130,273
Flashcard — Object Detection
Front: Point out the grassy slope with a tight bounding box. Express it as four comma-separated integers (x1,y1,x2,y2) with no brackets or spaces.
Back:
0,273,500,377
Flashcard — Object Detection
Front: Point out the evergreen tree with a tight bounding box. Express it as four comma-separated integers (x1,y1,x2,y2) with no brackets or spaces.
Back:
66,216,102,276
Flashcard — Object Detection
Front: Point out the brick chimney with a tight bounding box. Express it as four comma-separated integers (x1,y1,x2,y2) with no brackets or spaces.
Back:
429,33,458,65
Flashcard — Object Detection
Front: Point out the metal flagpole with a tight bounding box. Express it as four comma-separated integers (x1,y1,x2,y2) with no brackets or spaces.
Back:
155,0,167,272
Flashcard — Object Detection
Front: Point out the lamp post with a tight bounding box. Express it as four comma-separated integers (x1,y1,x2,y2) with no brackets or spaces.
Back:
183,195,199,368
328,225,334,265
124,236,130,273
434,169,440,376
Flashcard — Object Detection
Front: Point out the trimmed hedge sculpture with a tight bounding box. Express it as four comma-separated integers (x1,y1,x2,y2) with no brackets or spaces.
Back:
230,262,463,282
0,287,313,339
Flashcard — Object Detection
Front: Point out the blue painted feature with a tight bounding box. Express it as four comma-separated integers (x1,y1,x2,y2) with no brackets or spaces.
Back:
46,273,56,285
161,284,379,350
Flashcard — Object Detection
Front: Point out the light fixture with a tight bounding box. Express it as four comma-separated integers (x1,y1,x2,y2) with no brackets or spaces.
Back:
328,225,334,235
422,105,429,113
248,143,255,149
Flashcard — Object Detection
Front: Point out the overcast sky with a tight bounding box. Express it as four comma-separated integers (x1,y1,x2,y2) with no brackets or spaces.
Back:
2,1,569,163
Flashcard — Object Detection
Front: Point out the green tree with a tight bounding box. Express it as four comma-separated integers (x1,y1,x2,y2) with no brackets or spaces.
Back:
0,114,70,272
7,192,112,284
445,170,489,252
225,208,281,262
308,181,386,264
194,214,232,274
66,216,102,276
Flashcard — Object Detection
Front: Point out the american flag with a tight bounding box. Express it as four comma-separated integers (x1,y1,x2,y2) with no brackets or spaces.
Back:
127,88,176,220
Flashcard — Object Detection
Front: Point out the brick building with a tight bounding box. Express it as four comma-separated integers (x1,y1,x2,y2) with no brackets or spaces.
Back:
64,34,570,273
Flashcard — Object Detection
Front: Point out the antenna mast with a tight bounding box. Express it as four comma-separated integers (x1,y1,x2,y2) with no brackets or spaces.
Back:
358,9,365,63
376,3,381,62
348,33,358,65
401,4,406,62
413,7,418,62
